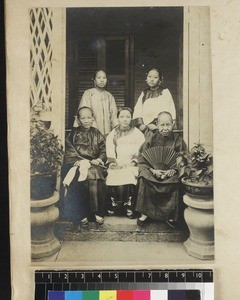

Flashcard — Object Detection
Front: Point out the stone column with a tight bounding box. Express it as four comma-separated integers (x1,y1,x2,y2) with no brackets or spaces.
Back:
183,7,213,152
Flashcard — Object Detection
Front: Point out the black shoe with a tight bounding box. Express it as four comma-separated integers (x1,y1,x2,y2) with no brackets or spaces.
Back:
166,219,177,228
106,210,115,216
110,197,118,210
126,209,134,219
95,215,104,225
137,217,149,226
80,217,89,227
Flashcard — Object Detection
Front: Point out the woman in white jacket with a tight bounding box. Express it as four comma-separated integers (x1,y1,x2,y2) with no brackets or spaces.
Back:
133,68,176,137
106,107,145,218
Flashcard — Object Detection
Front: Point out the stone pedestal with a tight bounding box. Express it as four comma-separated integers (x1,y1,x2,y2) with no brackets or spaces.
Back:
183,194,214,260
31,191,61,260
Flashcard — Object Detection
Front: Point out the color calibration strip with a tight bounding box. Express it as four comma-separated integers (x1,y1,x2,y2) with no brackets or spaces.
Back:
48,290,200,300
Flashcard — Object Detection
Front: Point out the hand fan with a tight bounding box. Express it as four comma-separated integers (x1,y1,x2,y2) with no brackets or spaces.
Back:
142,146,179,170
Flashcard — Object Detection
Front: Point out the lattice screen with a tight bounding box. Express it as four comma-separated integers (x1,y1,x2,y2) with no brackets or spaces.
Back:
30,8,53,112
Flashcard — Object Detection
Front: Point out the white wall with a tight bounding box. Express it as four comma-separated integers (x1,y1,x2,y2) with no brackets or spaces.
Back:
51,9,66,144
183,6,213,152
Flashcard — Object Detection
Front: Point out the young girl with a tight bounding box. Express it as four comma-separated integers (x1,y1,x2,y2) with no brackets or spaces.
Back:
75,70,118,136
133,68,176,135
106,107,145,218
62,106,107,225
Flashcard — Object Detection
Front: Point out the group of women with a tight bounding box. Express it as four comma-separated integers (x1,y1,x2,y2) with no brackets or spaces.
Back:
61,68,187,228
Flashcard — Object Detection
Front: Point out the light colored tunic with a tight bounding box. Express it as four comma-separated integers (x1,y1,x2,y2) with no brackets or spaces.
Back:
106,127,145,186
133,88,176,125
78,87,118,135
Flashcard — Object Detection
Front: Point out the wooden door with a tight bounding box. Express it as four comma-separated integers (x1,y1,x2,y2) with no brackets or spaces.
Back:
66,35,133,129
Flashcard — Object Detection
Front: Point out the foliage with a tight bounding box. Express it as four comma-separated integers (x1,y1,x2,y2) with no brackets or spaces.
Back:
30,119,63,174
178,143,213,184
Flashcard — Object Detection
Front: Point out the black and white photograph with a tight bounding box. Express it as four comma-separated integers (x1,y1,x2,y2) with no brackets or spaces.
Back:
29,6,214,265
6,0,240,299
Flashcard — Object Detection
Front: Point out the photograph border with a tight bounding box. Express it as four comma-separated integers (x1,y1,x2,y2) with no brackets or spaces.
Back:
5,0,240,299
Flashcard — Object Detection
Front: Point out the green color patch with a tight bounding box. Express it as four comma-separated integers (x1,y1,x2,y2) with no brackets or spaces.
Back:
82,291,99,300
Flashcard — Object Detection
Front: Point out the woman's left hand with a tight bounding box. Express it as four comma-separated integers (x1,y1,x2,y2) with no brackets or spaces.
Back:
130,161,137,167
91,159,100,166
147,124,158,131
150,169,164,179
166,169,177,177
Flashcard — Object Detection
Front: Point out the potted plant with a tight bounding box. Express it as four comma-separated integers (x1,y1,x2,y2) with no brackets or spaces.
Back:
30,119,64,200
178,143,213,197
178,144,214,260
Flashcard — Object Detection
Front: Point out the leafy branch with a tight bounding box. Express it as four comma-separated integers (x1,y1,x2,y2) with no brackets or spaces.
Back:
178,143,213,184
30,119,64,174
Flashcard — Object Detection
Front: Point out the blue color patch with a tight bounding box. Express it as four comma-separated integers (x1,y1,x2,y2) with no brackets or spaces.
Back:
48,291,65,300
65,291,83,300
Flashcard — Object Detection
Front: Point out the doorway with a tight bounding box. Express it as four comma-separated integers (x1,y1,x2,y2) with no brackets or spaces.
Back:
66,7,183,130
75,35,132,107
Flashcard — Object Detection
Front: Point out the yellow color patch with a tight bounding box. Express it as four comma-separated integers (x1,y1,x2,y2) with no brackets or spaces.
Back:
99,290,117,300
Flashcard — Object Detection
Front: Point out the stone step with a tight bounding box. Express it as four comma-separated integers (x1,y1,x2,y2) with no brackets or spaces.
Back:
55,216,189,243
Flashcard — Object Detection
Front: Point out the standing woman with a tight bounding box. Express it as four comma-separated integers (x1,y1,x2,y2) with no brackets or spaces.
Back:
106,107,145,218
133,68,176,136
74,70,118,136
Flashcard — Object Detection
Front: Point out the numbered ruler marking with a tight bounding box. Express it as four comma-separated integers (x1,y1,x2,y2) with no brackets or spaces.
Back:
35,270,213,284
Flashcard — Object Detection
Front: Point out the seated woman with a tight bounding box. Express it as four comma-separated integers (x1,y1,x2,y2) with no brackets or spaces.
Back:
106,107,145,218
62,106,107,226
135,111,187,227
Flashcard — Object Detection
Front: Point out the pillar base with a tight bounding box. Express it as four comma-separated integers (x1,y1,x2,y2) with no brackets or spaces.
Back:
31,191,61,260
184,238,214,260
31,237,61,260
183,194,214,261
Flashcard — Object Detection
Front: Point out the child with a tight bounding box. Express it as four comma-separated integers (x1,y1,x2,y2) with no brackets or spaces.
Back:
106,107,145,218
62,106,107,225
135,111,187,227
133,68,176,135
75,70,118,136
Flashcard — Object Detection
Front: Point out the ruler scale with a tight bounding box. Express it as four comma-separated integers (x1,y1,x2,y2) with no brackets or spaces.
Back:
35,269,213,300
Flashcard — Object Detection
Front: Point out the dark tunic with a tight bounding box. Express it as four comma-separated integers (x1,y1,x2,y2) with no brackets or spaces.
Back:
135,132,187,221
61,126,107,222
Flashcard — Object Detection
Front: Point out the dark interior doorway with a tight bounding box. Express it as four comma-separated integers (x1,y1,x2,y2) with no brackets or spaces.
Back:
66,7,183,130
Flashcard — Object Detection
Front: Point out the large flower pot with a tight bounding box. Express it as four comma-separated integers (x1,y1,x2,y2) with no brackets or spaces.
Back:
181,177,213,198
31,191,61,260
31,173,57,200
183,191,214,260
